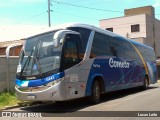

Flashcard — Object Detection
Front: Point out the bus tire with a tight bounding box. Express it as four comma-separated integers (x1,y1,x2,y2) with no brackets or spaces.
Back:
90,80,101,104
143,76,149,89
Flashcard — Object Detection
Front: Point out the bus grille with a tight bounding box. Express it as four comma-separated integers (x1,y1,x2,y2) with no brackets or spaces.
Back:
17,85,50,92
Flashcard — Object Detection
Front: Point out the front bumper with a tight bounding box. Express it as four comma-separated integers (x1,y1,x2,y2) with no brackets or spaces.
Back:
15,81,65,101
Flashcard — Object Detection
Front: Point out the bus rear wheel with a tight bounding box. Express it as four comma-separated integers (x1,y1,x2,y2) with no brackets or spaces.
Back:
143,76,149,89
90,80,101,104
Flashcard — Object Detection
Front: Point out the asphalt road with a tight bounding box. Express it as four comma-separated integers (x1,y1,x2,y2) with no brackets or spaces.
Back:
1,82,160,120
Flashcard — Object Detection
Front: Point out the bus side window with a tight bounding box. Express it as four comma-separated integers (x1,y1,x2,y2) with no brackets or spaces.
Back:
90,32,110,58
110,46,117,56
63,34,79,70
109,37,120,57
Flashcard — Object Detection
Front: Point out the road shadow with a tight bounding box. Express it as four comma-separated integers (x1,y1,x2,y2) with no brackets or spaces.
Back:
21,97,91,113
101,85,158,103
21,85,159,113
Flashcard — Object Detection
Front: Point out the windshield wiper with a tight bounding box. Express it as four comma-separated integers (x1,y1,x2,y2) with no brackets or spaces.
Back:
20,47,35,78
30,49,42,76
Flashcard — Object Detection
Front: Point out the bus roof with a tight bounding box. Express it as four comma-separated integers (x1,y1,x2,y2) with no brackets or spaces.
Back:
69,23,153,50
26,23,154,51
128,38,153,50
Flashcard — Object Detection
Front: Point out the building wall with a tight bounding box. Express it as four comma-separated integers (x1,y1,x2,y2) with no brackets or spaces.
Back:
155,19,160,58
124,6,155,18
9,46,22,56
0,39,24,56
100,14,147,40
132,37,145,44
0,48,6,55
100,13,160,58
145,14,154,48
145,14,160,58
0,45,22,56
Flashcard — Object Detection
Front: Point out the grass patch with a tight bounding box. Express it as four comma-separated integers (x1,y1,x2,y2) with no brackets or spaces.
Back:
0,91,21,110
0,90,47,110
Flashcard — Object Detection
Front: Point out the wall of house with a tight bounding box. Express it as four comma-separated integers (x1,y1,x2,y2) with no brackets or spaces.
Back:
0,45,22,56
155,19,160,58
145,14,154,49
0,48,6,55
100,14,147,39
100,14,160,58
131,37,145,44
124,6,155,18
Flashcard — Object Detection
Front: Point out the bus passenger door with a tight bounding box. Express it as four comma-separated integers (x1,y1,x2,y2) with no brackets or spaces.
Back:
62,33,82,100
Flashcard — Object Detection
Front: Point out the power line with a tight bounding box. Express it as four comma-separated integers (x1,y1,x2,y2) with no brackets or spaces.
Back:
14,11,46,25
51,0,123,13
53,10,100,20
51,10,157,27
51,0,160,16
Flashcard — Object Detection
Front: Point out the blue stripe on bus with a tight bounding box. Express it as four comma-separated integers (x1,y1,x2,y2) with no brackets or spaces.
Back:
85,57,145,96
16,72,65,87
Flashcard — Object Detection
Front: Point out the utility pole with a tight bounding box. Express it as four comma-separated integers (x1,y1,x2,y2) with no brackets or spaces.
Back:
48,0,51,27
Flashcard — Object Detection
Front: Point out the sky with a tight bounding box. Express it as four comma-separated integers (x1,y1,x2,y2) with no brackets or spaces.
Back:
0,0,160,41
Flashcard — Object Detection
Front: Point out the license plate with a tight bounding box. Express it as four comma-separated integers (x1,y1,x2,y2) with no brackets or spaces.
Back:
27,95,36,99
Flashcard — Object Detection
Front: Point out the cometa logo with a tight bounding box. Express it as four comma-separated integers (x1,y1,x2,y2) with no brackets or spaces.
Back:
109,58,130,68
26,77,36,80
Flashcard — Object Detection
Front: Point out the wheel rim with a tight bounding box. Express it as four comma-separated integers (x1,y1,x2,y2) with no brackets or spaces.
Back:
145,78,148,87
94,82,100,100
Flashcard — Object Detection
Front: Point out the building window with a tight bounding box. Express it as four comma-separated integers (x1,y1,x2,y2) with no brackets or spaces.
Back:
106,27,113,32
131,24,140,32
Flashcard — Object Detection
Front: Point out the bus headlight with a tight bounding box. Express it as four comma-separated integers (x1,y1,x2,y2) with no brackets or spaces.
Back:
46,77,64,87
15,84,20,88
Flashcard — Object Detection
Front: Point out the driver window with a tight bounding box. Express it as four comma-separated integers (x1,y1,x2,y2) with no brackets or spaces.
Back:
64,35,79,69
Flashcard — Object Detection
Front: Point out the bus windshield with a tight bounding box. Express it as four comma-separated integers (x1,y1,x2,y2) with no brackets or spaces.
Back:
17,31,61,77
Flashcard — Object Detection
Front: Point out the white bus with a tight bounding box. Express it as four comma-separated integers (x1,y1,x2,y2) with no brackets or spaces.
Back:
15,23,157,104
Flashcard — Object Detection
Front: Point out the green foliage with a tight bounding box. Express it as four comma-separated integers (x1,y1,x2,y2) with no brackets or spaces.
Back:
0,91,19,109
0,90,45,109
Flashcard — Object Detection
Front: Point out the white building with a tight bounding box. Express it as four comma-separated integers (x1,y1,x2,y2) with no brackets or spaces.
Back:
100,6,160,58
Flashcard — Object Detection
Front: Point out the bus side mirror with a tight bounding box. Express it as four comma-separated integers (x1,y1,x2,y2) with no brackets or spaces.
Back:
53,38,58,48
53,30,67,48
53,30,80,48
53,31,62,48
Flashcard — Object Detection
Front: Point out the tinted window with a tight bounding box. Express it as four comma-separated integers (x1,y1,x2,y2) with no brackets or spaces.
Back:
90,32,110,58
67,27,91,53
63,34,79,69
109,37,139,60
121,40,136,60
109,37,119,57
134,44,156,62
19,31,61,76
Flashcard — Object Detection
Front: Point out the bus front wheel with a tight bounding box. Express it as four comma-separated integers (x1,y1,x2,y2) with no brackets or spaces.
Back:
90,80,101,104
